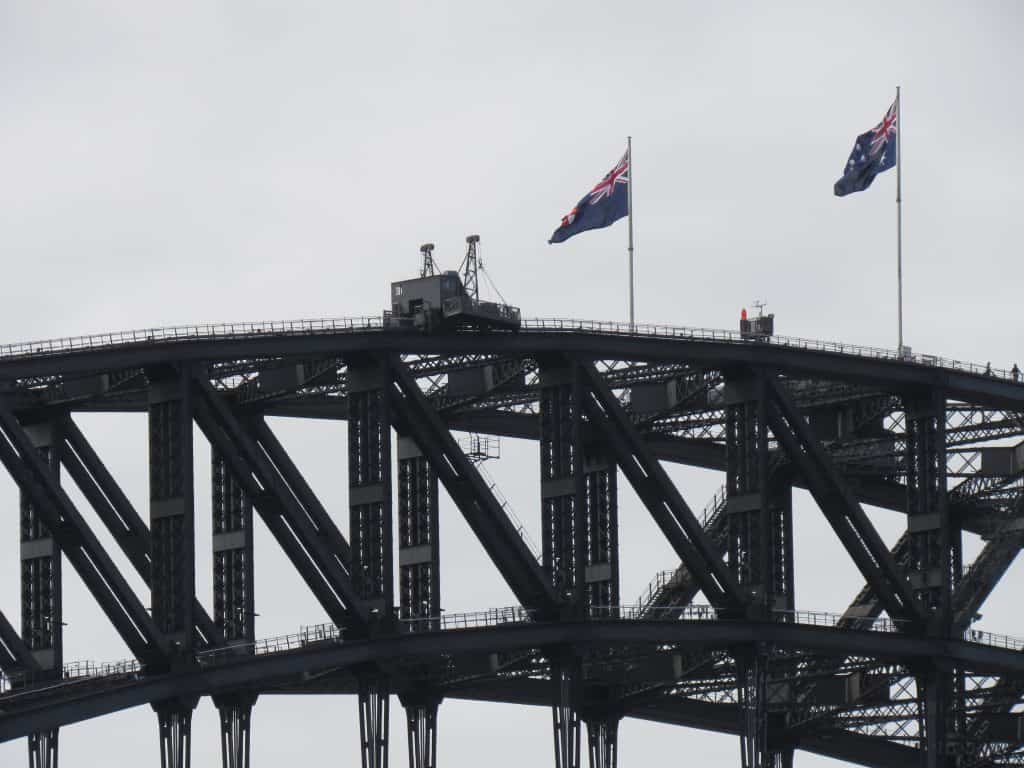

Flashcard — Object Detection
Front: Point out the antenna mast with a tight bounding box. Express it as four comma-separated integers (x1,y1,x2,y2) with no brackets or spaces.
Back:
461,234,480,301
420,242,436,278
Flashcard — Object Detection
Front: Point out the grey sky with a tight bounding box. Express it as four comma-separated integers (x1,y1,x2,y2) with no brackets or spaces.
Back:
1,2,1022,766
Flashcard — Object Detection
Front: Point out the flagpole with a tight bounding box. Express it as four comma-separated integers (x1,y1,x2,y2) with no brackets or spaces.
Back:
627,136,635,330
896,86,903,355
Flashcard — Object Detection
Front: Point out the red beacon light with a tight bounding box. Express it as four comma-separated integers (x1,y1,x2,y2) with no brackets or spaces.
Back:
740,302,774,340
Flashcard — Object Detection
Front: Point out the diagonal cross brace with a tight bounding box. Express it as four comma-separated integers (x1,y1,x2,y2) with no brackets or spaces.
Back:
952,532,1022,629
0,609,39,673
0,405,169,665
252,416,352,565
389,358,562,617
194,402,349,628
59,416,223,648
576,361,749,614
192,379,369,630
840,522,1021,632
763,377,926,629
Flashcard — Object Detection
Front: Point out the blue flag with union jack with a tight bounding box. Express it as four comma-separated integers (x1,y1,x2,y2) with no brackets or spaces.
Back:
549,150,629,244
834,99,898,196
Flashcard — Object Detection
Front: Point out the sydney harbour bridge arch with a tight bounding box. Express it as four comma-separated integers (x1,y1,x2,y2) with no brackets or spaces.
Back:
0,299,1023,768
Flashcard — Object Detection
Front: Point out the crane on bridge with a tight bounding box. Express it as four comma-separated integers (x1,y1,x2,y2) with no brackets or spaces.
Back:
389,235,521,332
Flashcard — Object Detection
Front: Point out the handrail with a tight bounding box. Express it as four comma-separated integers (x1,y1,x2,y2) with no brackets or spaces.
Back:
0,315,1018,384
473,462,541,560
2,604,1023,697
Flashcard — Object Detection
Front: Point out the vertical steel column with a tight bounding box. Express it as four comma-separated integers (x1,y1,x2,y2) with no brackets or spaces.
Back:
583,456,619,611
213,693,256,768
400,693,439,768
585,717,618,768
905,391,960,767
359,677,390,768
397,436,439,628
212,448,254,647
148,368,196,660
20,419,63,768
348,357,394,619
540,364,585,768
724,373,793,614
582,446,619,768
552,653,582,768
397,436,442,767
580,691,620,768
350,357,394,768
725,373,793,768
737,649,769,768
212,448,256,768
540,364,585,609
154,698,198,768
26,731,58,768
904,392,957,621
541,361,621,768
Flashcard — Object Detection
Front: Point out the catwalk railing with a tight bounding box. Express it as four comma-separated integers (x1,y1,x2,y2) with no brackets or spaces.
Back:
2,605,1022,698
0,316,1018,382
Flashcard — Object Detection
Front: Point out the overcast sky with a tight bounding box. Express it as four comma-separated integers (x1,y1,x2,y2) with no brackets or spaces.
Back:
1,3,1022,766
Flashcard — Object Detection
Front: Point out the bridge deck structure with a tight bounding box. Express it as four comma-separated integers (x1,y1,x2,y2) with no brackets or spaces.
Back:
0,315,1022,768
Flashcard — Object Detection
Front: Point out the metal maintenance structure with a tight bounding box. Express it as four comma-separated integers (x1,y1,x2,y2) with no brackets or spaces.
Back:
1,246,1023,768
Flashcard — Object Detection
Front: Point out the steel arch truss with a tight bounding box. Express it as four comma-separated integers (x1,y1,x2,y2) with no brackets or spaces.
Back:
0,328,1023,768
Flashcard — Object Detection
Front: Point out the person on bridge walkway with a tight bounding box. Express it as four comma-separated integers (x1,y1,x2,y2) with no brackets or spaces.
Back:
1013,363,1021,382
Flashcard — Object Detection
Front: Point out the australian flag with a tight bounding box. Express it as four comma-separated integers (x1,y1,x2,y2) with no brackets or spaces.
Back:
549,150,629,243
834,98,898,196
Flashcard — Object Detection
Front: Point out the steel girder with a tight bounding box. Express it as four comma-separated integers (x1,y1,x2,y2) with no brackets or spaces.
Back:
347,357,395,619
59,417,222,647
147,368,197,656
457,681,914,768
394,444,443,768
192,379,369,631
140,390,1019,533
537,360,621,768
576,360,749,614
16,417,63,680
388,357,561,616
3,331,1024,768
192,387,364,634
0,403,169,666
211,449,254,648
723,370,795,617
396,436,440,626
539,363,589,613
347,356,396,767
251,417,351,564
763,377,926,629
16,417,65,768
358,677,389,768
399,691,439,768
212,693,256,768
153,696,198,768
5,329,1024,410
4,622,1024,753
0,610,38,673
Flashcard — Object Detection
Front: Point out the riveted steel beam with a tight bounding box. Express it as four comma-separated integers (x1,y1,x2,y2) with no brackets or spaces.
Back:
192,383,366,630
59,417,221,647
764,377,926,629
389,358,561,617
0,609,38,673
147,368,197,656
576,361,748,614
0,404,168,666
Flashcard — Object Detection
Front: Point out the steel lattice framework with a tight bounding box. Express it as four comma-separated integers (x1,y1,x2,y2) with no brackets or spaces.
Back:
0,317,1023,768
